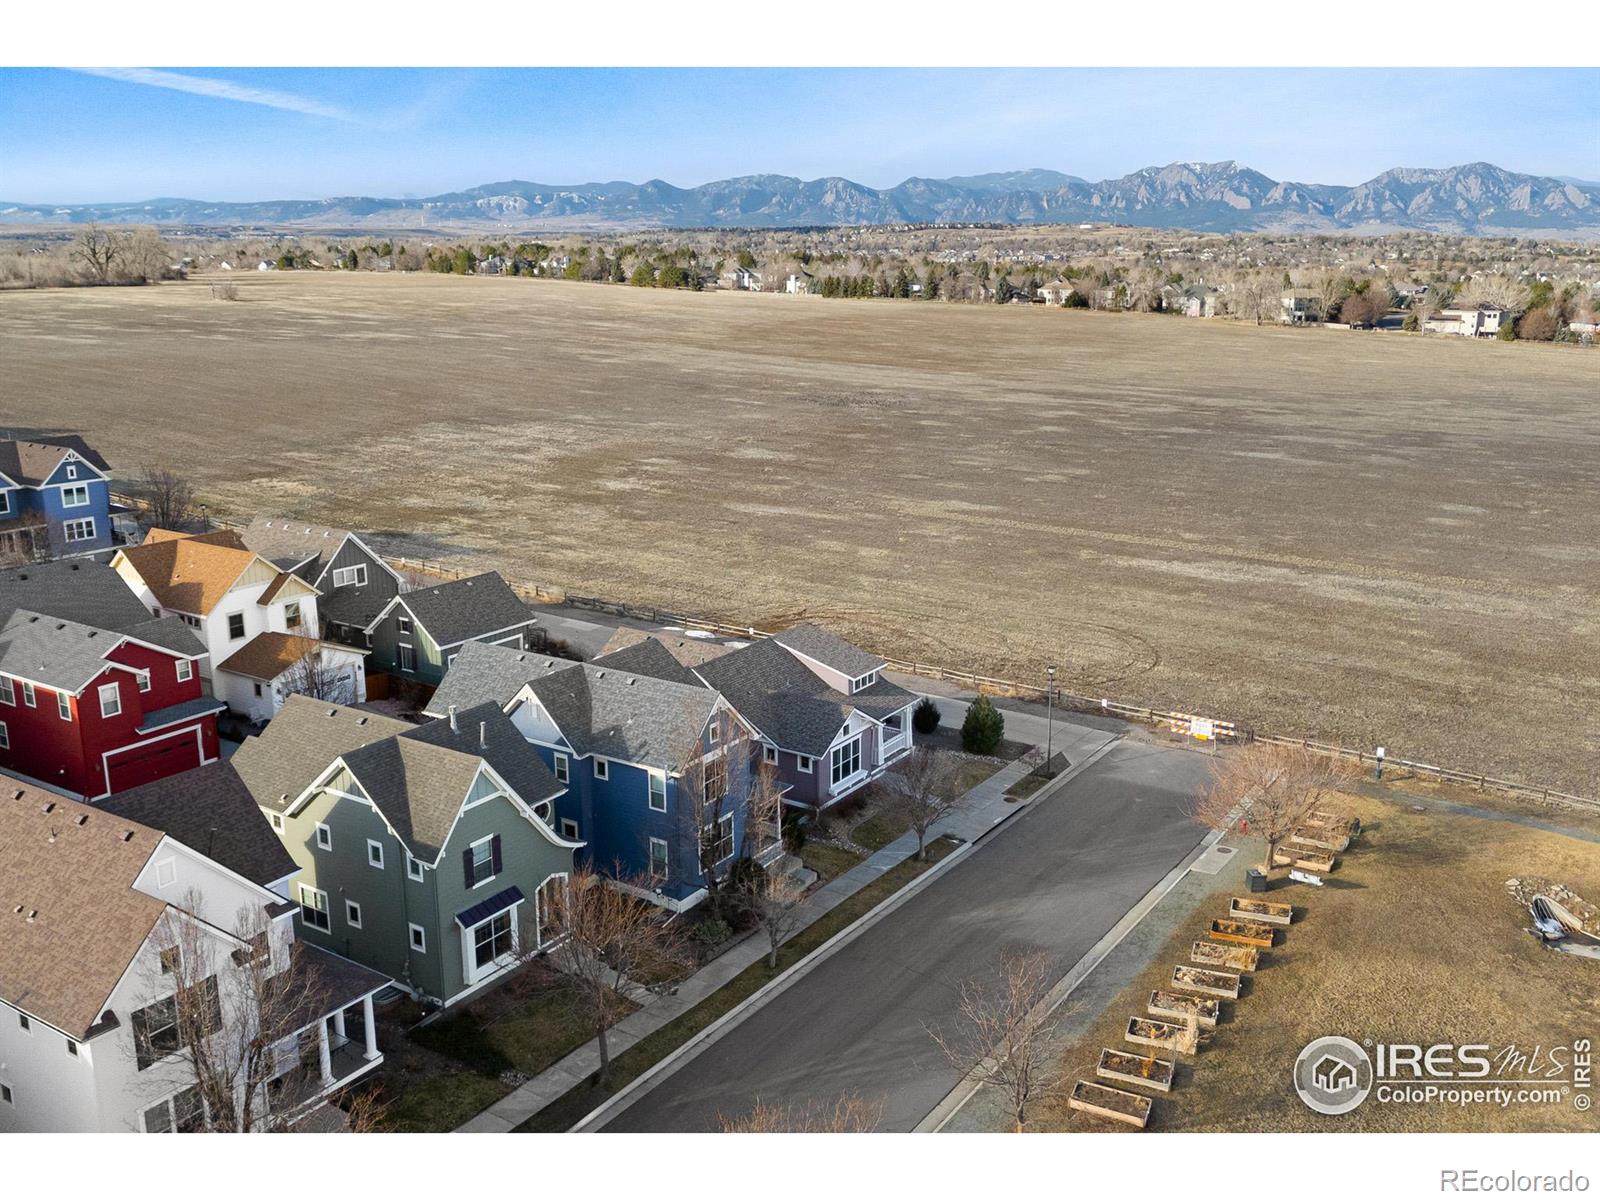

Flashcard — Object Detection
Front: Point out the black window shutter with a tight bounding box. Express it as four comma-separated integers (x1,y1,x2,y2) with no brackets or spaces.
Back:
490,835,502,875
462,847,475,888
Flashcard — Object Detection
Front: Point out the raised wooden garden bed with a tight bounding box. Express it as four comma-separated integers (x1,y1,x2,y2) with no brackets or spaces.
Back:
1149,989,1219,1027
1191,940,1259,971
1209,917,1276,948
1272,845,1337,873
1292,826,1351,852
1070,1079,1153,1128
1126,1015,1196,1054
1229,897,1293,926
1097,1048,1175,1093
1172,964,1241,998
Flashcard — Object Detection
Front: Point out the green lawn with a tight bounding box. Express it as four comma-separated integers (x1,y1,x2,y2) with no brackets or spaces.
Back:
380,1066,514,1133
851,809,909,851
513,836,960,1132
1004,771,1049,801
799,840,866,881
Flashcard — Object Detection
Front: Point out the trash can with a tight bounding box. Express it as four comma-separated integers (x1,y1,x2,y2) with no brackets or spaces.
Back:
1245,868,1268,893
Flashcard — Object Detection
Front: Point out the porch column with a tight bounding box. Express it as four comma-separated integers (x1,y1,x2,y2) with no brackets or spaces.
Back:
316,1017,333,1087
361,994,380,1061
332,1007,347,1041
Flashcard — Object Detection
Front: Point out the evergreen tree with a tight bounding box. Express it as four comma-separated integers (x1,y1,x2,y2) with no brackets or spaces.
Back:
961,695,1005,755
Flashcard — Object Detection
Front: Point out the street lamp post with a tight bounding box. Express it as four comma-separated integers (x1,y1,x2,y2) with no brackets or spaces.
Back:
1045,665,1057,771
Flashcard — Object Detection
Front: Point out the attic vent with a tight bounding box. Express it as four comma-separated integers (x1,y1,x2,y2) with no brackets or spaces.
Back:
122,830,135,842
326,708,338,717
595,670,606,679
40,799,54,811
357,716,368,726
75,813,89,826
627,677,637,686
26,910,37,922
279,793,288,803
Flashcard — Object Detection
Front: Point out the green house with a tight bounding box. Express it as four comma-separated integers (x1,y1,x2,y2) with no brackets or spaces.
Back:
233,694,577,1007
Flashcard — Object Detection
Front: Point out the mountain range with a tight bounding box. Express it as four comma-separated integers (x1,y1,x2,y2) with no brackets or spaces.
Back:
4,161,1598,237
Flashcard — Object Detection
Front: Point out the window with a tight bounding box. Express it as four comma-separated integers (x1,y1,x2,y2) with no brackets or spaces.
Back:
707,721,720,744
536,874,565,946
227,613,245,640
315,823,332,851
798,755,814,774
648,770,667,812
98,682,120,718
270,812,284,831
366,839,385,869
154,858,177,888
560,818,579,840
18,1013,30,1032
52,689,71,721
0,492,8,515
21,681,35,707
345,900,363,929
763,744,778,765
141,1086,204,1133
409,924,427,953
850,671,878,694
61,484,90,507
298,885,330,932
332,564,368,588
396,615,413,636
553,752,569,784
135,669,151,693
0,721,9,750
159,946,180,975
133,979,219,1071
284,601,302,629
703,755,728,805
0,1084,11,1105
253,682,263,698
65,465,78,480
706,813,735,863
63,518,96,543
465,835,499,888
176,659,193,683
648,837,669,879
406,853,425,882
830,738,862,786
0,677,11,705
65,1040,78,1057
593,757,609,781
398,643,415,673
472,911,514,972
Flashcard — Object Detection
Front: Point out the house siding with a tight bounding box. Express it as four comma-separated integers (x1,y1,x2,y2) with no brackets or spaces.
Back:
10,467,114,559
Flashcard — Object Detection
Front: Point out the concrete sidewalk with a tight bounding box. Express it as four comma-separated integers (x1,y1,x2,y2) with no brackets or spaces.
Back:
456,726,1105,1132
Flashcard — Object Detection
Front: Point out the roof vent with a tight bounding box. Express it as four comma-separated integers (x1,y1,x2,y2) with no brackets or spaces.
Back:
75,813,89,826
448,705,458,732
41,800,54,812
327,708,338,717
121,830,135,842
479,721,487,750
356,716,368,726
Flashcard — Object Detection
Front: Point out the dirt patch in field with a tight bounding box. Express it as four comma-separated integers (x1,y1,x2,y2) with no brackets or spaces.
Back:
3,272,1596,790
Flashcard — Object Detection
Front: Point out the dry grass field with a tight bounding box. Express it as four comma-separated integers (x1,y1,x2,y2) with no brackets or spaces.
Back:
3,272,1596,790
1036,791,1600,1133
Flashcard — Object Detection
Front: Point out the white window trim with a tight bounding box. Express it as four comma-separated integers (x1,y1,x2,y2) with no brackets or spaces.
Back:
797,754,814,774
58,692,71,721
366,839,385,869
154,858,177,888
462,905,520,985
553,752,569,784
406,853,425,882
647,769,667,812
0,720,7,750
61,484,90,508
0,677,12,705
345,900,363,929
315,822,332,851
707,813,736,864
21,681,36,708
763,744,777,764
135,669,152,693
176,659,193,683
226,613,246,640
397,643,416,672
332,564,368,588
409,923,427,953
560,817,579,840
98,682,120,718
299,884,331,931
593,757,609,780
648,836,670,879
468,835,497,889
63,517,97,543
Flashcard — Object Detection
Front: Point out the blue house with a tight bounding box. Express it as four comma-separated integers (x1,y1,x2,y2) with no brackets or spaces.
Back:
0,436,116,560
425,640,781,910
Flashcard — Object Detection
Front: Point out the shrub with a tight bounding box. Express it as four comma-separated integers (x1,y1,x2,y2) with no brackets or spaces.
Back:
961,694,1005,755
912,697,942,735
782,814,807,852
692,918,732,949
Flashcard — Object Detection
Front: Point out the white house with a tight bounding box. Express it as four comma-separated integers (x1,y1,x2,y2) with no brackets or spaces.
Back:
1424,304,1508,338
725,267,762,291
0,780,388,1132
784,273,812,295
1039,280,1076,306
111,529,366,720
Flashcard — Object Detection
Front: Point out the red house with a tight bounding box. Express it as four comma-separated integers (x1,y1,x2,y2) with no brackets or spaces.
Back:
0,561,223,798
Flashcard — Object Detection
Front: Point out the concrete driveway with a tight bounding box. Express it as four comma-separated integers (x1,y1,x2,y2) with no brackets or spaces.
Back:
598,735,1215,1132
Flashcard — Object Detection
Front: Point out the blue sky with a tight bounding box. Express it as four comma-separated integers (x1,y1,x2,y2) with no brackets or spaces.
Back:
1,67,1595,202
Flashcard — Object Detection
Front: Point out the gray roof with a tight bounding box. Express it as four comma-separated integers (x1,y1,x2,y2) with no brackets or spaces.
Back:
321,584,391,630
234,695,562,862
381,572,533,646
521,662,720,771
590,638,707,689
97,761,298,887
137,696,227,733
0,610,126,693
240,517,354,582
772,622,886,679
424,639,574,718
694,637,913,757
0,560,206,658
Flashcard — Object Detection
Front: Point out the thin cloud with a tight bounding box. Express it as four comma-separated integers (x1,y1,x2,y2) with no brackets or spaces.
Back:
75,67,357,122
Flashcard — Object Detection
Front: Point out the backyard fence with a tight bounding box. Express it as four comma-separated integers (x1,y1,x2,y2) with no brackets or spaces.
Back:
111,494,1600,814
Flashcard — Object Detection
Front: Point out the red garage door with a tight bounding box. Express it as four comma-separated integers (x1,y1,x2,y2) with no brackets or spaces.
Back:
106,733,203,794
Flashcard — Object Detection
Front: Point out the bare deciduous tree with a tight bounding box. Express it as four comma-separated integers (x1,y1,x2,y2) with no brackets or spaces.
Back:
888,745,962,861
74,224,127,282
279,641,356,705
930,949,1064,1132
139,464,198,530
719,1093,883,1132
677,709,756,920
741,859,809,970
1188,743,1357,880
531,868,683,1086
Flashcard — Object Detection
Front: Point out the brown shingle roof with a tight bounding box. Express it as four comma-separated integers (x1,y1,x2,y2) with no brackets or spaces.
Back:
215,632,325,682
0,784,166,1038
0,437,109,487
118,530,263,616
599,627,743,668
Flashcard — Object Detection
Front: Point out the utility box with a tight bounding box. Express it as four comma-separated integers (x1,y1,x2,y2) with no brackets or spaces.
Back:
1245,868,1268,893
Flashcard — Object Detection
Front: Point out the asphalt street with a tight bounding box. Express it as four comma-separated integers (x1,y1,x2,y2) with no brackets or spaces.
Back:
600,736,1215,1131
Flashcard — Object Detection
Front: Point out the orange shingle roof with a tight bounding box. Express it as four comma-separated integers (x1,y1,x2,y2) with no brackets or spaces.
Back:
119,530,262,616
215,632,331,681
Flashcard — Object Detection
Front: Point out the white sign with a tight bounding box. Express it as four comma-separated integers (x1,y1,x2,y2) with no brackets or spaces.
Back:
1290,869,1325,887
1191,718,1215,741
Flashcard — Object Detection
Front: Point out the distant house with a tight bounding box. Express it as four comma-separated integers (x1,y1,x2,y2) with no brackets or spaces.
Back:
362,571,536,689
1038,280,1075,307
0,559,218,798
1424,304,1508,338
0,436,115,560
234,696,576,1008
477,255,507,276
0,780,388,1132
1280,290,1325,325
784,272,813,295
724,267,762,291
111,529,366,720
238,517,405,650
1182,285,1220,318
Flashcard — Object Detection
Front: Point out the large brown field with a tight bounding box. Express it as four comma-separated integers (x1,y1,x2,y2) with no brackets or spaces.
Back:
3,273,1597,790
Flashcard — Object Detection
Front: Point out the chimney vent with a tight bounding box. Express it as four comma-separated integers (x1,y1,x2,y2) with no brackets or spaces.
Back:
479,721,487,749
448,705,458,732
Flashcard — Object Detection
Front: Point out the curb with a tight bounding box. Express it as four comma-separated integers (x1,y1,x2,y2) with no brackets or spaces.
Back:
571,738,1119,1132
913,817,1227,1133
